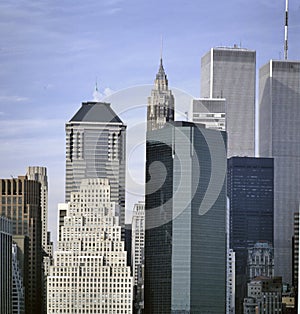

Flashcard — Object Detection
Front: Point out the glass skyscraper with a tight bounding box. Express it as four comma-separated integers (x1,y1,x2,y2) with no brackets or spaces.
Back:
227,157,274,312
144,121,227,313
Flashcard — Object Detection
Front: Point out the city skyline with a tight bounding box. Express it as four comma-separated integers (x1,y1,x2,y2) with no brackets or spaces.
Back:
1,0,300,243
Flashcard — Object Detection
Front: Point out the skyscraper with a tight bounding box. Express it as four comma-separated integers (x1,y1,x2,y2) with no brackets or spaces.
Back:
26,166,52,314
47,178,133,313
0,176,42,314
12,243,25,314
227,157,274,312
259,60,300,284
0,216,12,314
65,101,126,231
191,98,226,131
147,58,174,131
26,167,48,251
145,121,227,313
201,46,256,157
131,201,145,286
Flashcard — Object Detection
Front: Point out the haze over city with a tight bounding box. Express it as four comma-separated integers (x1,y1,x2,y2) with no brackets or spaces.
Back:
0,0,299,245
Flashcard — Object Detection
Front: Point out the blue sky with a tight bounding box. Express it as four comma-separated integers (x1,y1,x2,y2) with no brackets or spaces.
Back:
0,0,299,243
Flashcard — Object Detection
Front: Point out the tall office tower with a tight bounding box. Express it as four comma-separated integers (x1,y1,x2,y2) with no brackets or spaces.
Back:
0,176,42,314
227,157,274,312
132,201,145,285
26,166,52,314
0,216,12,314
125,223,132,268
145,121,227,313
26,167,48,251
47,178,133,314
12,243,25,314
191,98,226,131
293,211,299,289
259,60,300,284
243,277,282,313
248,241,274,279
201,46,256,157
227,249,236,314
65,101,126,232
147,58,174,131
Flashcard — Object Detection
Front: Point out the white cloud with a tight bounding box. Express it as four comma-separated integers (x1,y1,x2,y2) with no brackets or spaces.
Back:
93,87,115,101
0,95,28,102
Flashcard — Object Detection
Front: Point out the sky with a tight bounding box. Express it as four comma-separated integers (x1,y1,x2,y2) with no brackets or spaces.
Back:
0,0,299,245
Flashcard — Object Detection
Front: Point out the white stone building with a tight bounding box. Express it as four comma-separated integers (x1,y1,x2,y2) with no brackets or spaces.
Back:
47,178,133,314
131,201,145,286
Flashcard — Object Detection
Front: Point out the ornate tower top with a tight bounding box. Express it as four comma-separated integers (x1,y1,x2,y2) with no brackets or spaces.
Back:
147,57,175,132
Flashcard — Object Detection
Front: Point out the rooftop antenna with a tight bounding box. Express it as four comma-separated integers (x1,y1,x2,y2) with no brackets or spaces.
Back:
95,77,98,92
160,35,163,61
284,0,289,60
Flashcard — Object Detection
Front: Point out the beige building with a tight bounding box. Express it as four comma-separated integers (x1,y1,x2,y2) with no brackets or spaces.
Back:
48,178,133,313
0,176,42,314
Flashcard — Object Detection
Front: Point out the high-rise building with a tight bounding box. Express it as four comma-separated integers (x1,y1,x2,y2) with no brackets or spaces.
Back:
259,60,300,284
47,178,133,313
145,121,227,313
201,46,256,157
132,201,145,286
26,166,52,314
132,202,145,314
147,58,174,131
293,210,299,290
227,157,274,312
65,101,126,232
227,249,236,314
248,241,274,280
12,243,25,314
243,277,282,313
191,98,226,131
0,176,42,314
0,216,12,314
26,167,48,251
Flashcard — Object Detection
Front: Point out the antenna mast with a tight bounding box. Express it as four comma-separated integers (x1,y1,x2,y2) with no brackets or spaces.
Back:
284,0,289,60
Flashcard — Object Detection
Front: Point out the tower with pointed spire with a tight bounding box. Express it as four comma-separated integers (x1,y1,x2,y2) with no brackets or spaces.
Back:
147,58,174,131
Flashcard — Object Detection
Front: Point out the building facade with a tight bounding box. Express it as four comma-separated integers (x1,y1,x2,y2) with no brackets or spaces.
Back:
65,101,126,233
248,241,274,280
259,60,300,284
132,201,145,286
227,249,236,314
0,176,42,314
12,243,25,314
26,166,53,313
191,98,226,131
48,178,133,313
147,58,174,132
201,46,256,157
145,121,227,313
243,277,282,313
227,157,274,312
0,216,12,314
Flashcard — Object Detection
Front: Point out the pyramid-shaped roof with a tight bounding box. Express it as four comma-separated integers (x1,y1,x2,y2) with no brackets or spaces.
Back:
69,102,123,123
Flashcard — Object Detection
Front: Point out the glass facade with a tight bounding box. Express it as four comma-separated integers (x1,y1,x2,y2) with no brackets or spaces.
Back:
227,157,274,312
145,122,227,313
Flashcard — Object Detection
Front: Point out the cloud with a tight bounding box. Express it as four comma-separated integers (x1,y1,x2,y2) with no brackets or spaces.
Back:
93,87,115,101
0,95,28,103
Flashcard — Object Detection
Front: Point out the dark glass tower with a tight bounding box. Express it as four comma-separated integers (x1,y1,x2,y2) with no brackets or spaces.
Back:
227,157,274,312
144,121,227,313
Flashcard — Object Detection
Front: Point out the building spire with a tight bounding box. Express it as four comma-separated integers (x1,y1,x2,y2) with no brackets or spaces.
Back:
147,43,175,131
